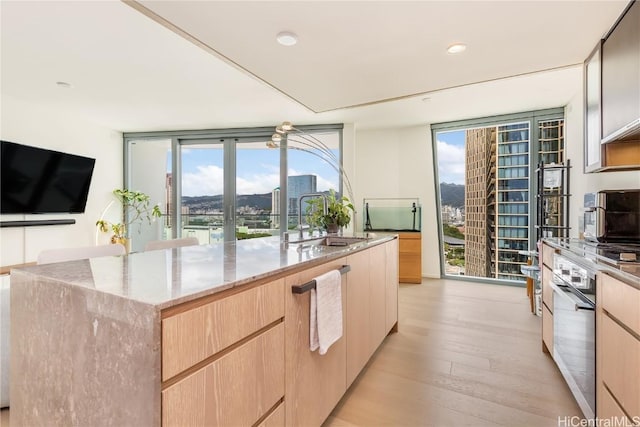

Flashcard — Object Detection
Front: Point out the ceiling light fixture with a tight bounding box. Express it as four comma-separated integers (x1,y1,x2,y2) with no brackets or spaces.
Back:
276,31,298,46
447,43,467,54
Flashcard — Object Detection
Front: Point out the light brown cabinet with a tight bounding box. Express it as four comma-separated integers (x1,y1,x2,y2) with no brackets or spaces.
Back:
597,272,640,420
161,279,285,381
398,232,421,283
162,323,285,427
345,248,372,387
284,237,399,426
369,243,388,356
284,257,348,427
161,278,286,427
385,237,399,333
541,244,555,354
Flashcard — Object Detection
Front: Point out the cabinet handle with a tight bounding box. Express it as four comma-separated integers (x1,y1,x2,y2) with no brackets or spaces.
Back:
291,265,351,294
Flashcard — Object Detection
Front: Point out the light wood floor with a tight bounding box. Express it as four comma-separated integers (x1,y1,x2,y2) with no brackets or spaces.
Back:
1,278,579,427
324,278,581,427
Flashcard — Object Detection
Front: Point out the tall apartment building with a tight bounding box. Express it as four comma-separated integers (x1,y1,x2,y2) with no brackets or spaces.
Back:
464,128,495,278
495,122,531,280
287,174,317,215
271,187,280,227
463,119,565,281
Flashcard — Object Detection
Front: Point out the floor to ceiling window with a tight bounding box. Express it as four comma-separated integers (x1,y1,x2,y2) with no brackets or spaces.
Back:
124,125,343,249
432,109,564,285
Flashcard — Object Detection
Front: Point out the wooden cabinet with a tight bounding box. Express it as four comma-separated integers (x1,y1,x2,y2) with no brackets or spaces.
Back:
257,402,285,427
599,385,632,424
600,314,639,418
346,239,398,387
161,278,285,427
162,323,285,427
285,238,399,425
601,0,640,142
398,232,421,283
284,258,347,427
541,244,555,354
346,248,371,387
162,279,284,381
369,243,388,353
385,237,399,333
584,1,640,172
597,272,640,420
601,273,640,336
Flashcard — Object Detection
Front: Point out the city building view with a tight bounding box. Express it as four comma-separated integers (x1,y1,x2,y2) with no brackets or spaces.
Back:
163,171,329,243
439,118,564,281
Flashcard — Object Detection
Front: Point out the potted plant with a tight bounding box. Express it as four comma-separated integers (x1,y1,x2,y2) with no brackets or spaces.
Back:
306,189,354,234
96,189,162,251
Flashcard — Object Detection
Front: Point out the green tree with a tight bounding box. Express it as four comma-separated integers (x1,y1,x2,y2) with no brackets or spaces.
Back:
442,224,464,239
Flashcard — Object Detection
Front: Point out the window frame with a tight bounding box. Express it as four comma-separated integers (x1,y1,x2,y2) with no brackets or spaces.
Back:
123,124,344,242
430,107,564,286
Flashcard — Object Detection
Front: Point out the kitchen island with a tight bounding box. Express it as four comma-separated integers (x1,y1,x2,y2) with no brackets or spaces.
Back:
10,234,399,426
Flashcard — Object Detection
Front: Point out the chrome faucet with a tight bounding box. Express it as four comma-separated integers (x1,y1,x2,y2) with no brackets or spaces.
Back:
298,193,328,239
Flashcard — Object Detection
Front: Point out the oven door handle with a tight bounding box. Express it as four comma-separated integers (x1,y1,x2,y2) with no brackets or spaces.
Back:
550,281,595,311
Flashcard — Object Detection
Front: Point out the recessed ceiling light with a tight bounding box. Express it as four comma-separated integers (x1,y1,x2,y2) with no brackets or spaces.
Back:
56,81,72,88
447,43,467,54
276,31,298,46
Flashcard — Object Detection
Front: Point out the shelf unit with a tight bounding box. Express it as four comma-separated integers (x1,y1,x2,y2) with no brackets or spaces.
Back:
535,160,571,241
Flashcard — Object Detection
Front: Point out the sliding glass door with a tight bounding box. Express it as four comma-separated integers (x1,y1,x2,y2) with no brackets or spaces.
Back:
179,140,227,243
125,124,343,246
235,140,281,239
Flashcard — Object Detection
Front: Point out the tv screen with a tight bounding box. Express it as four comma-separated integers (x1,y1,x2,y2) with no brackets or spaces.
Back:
1,140,96,214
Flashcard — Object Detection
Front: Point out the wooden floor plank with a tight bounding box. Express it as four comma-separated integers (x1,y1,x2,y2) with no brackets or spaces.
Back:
324,278,581,426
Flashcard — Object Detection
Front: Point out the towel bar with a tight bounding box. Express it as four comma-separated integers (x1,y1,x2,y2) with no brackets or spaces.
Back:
291,265,351,294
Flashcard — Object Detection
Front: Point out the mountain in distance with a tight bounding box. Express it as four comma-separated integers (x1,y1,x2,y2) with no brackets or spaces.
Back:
182,193,272,210
440,182,465,208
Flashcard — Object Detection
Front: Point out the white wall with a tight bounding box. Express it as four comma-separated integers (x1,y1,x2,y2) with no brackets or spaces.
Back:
0,95,123,266
353,126,440,278
127,140,171,252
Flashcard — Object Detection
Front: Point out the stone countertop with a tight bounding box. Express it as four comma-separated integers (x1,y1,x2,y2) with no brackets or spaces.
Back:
543,238,640,289
12,234,395,310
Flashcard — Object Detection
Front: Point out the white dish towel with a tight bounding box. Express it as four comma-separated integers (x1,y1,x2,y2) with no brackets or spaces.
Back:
309,269,343,355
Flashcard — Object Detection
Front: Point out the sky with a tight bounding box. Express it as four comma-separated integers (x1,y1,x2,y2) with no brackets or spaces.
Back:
436,130,466,185
179,146,339,197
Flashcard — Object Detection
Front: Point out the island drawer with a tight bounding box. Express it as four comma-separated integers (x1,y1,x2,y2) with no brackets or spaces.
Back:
162,278,284,381
601,314,640,418
599,384,632,424
257,401,285,427
601,273,640,337
162,322,285,427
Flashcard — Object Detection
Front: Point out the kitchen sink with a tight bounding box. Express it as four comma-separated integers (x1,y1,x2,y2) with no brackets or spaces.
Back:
318,236,369,247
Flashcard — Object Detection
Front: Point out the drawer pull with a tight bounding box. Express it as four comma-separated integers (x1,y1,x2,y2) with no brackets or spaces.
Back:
291,265,350,294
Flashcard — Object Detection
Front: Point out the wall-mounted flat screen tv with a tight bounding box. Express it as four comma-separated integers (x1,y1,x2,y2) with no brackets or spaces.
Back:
1,140,96,214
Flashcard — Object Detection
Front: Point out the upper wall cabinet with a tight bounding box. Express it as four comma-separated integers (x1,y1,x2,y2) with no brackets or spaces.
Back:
602,0,640,143
584,42,603,173
585,0,640,172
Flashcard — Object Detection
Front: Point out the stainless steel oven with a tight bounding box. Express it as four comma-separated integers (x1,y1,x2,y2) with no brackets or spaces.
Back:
551,253,596,419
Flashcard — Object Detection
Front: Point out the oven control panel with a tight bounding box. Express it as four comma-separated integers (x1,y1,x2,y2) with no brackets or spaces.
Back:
552,253,596,303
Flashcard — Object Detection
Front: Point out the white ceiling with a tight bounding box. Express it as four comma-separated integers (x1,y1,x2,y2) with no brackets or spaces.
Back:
0,1,629,133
